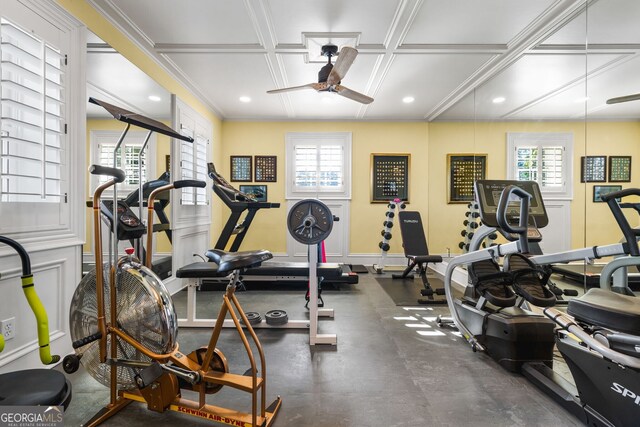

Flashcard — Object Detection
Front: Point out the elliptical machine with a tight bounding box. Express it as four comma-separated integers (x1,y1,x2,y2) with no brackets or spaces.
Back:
437,184,556,371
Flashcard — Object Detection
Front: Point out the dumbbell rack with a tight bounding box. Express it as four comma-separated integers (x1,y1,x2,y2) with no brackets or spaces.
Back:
458,202,497,254
373,199,406,273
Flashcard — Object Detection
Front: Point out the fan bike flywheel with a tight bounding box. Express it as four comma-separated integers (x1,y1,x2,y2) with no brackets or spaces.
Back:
68,258,178,390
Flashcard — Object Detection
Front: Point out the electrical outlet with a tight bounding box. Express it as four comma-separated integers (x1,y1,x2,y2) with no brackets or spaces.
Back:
1,318,15,341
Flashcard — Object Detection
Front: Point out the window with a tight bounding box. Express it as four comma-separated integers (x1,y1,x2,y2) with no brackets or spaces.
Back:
90,130,156,196
1,17,65,203
286,132,352,199
179,125,207,206
507,132,573,199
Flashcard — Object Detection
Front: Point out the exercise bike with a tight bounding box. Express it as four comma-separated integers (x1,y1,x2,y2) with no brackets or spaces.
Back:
0,236,72,408
62,98,281,426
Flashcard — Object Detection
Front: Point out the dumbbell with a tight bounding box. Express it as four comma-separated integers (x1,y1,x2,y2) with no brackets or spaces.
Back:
467,232,474,240
386,211,395,218
383,221,394,229
379,242,390,251
398,203,406,209
388,203,396,209
488,233,498,240
469,222,479,229
461,230,468,237
458,241,466,249
380,231,392,240
463,219,470,226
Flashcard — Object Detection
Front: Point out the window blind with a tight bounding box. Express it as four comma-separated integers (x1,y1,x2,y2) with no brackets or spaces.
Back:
0,18,65,203
180,126,207,206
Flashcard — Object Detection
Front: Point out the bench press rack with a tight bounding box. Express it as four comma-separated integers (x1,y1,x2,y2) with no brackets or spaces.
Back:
176,199,338,346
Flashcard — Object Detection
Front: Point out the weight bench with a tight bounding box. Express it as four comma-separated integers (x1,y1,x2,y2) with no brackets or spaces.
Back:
176,250,336,345
391,211,446,304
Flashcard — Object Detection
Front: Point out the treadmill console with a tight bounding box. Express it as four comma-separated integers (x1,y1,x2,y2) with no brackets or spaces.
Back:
475,180,548,241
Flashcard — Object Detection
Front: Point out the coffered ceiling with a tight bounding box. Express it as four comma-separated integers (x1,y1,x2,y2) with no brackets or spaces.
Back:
86,0,640,121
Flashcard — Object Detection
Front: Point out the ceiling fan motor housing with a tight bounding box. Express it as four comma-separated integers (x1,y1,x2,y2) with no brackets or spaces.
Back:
318,63,334,83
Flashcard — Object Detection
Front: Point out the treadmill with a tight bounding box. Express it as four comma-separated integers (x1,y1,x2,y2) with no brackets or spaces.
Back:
207,163,358,285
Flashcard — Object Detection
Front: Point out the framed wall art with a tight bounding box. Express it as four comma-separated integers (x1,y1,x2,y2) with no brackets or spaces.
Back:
593,185,622,203
230,155,252,182
581,156,607,183
254,155,277,182
370,153,410,203
240,185,268,202
608,156,631,182
447,154,487,204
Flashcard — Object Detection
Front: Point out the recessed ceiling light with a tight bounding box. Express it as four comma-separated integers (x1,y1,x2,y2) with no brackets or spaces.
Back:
239,96,251,103
402,96,415,103
492,97,506,104
148,95,161,102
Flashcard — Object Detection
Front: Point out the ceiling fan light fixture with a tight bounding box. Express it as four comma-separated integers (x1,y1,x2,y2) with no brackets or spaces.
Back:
148,95,161,102
239,96,251,103
402,96,415,103
492,96,506,104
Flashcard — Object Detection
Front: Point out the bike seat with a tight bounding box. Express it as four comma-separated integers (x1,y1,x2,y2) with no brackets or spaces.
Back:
204,249,273,274
0,369,72,408
568,288,640,335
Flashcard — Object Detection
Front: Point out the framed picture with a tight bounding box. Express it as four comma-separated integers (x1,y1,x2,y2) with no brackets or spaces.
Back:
608,156,631,182
370,154,410,203
447,154,487,204
593,185,622,203
581,156,607,183
254,155,277,182
230,155,252,182
239,185,267,202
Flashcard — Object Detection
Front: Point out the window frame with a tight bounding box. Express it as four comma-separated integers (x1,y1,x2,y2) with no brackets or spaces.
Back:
0,1,85,243
507,132,573,200
89,130,156,198
285,132,352,200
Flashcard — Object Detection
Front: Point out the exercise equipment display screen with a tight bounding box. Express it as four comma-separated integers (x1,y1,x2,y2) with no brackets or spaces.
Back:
475,180,548,228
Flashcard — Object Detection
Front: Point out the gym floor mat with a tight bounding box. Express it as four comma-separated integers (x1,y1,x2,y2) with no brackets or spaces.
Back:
375,276,445,306
349,264,368,274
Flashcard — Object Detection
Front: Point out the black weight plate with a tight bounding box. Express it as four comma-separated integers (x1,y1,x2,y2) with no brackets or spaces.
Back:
242,311,262,326
287,199,333,245
265,309,289,325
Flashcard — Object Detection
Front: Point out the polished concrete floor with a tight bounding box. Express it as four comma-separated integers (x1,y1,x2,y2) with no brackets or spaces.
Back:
62,271,581,427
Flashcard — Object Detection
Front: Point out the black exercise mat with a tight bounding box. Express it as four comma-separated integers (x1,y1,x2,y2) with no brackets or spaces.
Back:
375,276,445,306
349,264,369,274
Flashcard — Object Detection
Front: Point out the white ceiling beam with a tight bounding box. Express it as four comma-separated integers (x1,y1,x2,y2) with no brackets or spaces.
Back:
424,0,596,121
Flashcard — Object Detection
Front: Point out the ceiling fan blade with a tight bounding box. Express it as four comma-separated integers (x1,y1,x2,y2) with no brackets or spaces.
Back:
606,93,640,104
335,85,374,104
327,47,358,86
267,83,320,94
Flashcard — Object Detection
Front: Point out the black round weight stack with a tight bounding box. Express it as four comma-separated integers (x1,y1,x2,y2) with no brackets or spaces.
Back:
265,309,288,326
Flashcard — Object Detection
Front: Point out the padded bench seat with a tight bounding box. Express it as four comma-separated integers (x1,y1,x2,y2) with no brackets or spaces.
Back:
176,262,224,279
178,249,272,278
568,288,640,335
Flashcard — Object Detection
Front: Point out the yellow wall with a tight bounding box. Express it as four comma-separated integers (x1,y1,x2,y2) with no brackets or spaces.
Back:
221,122,429,254
584,121,640,248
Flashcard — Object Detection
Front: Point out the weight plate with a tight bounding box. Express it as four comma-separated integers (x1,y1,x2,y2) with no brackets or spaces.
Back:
287,199,333,245
265,309,289,325
242,311,262,326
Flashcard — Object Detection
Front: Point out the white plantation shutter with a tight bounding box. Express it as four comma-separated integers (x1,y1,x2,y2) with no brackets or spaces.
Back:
286,132,351,199
507,133,572,199
180,125,207,206
1,17,65,203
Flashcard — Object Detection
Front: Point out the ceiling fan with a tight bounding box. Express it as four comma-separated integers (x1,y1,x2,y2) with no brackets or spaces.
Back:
267,44,374,105
606,93,640,104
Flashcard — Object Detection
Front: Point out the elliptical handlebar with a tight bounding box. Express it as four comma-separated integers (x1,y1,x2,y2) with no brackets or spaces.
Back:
496,185,531,254
601,188,640,256
88,164,126,183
